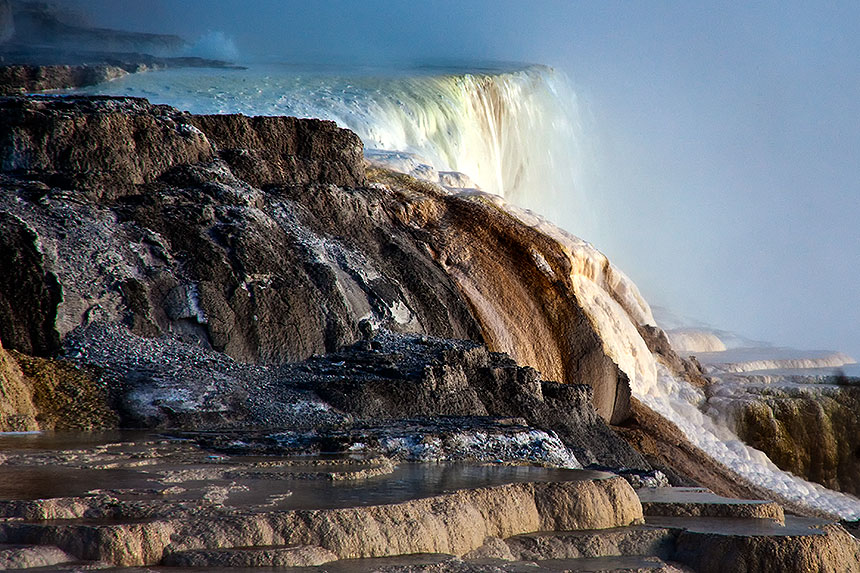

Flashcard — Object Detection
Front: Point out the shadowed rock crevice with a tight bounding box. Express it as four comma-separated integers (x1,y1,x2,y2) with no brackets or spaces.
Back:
0,212,60,356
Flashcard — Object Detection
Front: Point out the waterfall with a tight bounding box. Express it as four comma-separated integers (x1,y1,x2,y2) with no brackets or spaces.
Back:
74,63,585,223
73,63,860,519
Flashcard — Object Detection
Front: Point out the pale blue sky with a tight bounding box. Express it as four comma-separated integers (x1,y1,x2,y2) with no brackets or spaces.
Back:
68,1,860,358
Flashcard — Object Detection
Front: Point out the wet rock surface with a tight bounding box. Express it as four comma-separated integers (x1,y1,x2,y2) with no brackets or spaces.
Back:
0,433,643,568
0,433,854,571
711,381,860,497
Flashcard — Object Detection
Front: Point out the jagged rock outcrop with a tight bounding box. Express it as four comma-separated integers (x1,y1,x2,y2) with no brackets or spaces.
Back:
0,95,638,425
190,114,366,189
287,333,646,468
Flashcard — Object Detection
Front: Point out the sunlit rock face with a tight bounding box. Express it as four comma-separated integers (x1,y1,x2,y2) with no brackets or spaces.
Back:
390,184,657,424
708,381,860,496
0,95,661,424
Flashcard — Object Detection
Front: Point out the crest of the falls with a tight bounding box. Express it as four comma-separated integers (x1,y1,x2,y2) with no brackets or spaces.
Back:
74,64,584,219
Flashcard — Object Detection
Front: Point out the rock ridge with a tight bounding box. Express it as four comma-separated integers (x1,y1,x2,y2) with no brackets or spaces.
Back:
0,95,635,426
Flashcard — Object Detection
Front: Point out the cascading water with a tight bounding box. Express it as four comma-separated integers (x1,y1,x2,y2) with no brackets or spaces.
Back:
74,64,585,220
499,202,860,519
72,63,860,519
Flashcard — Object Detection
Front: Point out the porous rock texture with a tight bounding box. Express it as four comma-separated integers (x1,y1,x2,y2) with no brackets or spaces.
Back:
0,95,634,425
672,524,860,573
0,337,114,431
0,337,37,430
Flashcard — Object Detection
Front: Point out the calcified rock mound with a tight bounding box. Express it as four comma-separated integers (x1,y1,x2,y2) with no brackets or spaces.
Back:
708,382,860,497
666,328,727,354
697,347,856,374
0,95,646,425
0,435,642,568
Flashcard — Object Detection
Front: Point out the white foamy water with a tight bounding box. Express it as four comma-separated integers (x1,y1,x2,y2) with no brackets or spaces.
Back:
73,63,860,519
638,366,860,519
72,64,585,219
499,203,860,519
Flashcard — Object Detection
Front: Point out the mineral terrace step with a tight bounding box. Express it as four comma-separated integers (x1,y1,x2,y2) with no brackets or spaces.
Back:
646,515,860,573
0,477,642,567
0,543,75,569
637,487,784,522
162,544,337,567
502,525,678,561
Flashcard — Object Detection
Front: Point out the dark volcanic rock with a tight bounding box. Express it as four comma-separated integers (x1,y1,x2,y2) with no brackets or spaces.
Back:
0,96,214,197
0,96,364,197
0,211,60,355
191,114,366,189
287,332,647,468
0,95,647,429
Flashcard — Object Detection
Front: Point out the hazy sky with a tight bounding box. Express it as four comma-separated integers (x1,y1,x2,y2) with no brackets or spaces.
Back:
68,1,860,359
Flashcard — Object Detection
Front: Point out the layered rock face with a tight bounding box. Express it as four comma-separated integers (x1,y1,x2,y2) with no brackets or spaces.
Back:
718,384,860,497
0,95,637,425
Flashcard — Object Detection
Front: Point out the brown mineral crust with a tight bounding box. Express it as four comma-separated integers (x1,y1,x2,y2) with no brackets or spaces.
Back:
190,114,366,189
0,337,38,431
672,523,860,573
0,96,215,199
365,168,632,423
0,96,639,424
731,386,860,497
